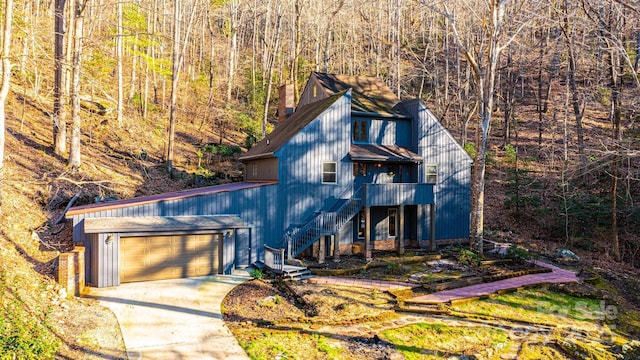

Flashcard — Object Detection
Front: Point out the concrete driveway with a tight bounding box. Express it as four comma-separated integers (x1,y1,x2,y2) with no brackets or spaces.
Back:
87,274,251,360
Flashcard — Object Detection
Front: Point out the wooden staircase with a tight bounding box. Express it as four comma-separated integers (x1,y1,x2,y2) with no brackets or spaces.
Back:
257,245,314,281
281,187,363,259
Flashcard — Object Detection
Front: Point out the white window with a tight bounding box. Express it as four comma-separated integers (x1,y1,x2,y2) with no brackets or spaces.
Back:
252,163,258,177
425,164,437,184
322,162,337,183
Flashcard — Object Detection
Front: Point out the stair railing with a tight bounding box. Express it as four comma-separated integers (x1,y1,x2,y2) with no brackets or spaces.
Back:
264,245,285,271
283,185,364,259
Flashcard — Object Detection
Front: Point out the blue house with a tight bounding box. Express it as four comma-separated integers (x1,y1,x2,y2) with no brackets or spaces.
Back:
67,72,472,287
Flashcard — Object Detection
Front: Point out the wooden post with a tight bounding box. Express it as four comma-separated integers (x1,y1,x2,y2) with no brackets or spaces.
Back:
430,204,437,251
398,205,405,255
364,206,372,260
332,235,340,261
318,235,326,264
416,205,424,248
58,252,74,298
72,246,85,295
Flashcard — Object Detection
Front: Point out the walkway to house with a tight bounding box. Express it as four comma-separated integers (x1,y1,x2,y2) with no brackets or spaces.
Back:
308,260,578,304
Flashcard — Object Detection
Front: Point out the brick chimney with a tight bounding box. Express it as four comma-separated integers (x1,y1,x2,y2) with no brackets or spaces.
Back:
278,83,295,124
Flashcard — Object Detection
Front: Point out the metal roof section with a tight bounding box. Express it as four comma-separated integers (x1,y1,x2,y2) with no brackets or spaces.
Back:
310,72,403,116
349,144,423,163
239,91,347,161
66,181,276,216
83,215,246,233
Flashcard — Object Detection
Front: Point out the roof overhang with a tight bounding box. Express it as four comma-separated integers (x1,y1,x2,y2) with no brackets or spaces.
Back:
238,152,275,162
349,144,423,163
83,215,246,234
66,181,276,216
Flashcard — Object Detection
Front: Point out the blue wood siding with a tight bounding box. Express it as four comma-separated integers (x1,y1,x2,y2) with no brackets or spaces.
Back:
73,184,278,285
353,116,411,147
274,91,353,246
89,233,119,287
399,99,472,240
363,183,434,207
367,118,411,146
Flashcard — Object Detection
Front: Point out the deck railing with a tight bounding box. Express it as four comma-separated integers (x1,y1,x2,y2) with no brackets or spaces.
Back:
264,245,285,271
363,183,434,206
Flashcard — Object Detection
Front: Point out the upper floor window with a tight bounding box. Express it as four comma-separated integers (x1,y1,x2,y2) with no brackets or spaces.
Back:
426,164,438,184
352,119,368,142
322,162,337,183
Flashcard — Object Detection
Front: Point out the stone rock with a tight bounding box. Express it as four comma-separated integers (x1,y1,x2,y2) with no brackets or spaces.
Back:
553,248,580,262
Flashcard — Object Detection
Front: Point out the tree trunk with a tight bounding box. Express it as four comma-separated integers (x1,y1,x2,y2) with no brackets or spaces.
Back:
608,45,622,262
53,0,67,155
0,0,14,211
68,0,86,168
116,0,123,126
226,0,238,103
635,30,640,75
262,6,282,137
167,0,181,172
562,0,586,169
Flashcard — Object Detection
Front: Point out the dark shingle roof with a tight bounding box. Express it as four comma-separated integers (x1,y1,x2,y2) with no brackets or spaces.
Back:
239,91,346,161
311,72,402,116
350,144,423,163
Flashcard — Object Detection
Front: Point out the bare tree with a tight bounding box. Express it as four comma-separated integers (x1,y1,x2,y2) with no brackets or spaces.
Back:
116,0,124,126
68,0,89,168
53,0,67,155
560,0,587,169
0,0,14,212
261,1,283,137
421,0,541,254
167,0,198,172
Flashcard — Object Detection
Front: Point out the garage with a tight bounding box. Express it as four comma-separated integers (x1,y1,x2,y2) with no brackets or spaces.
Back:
120,233,222,283
81,215,250,287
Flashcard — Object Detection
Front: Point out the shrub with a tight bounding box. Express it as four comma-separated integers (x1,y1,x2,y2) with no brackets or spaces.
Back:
249,268,264,279
506,245,531,264
457,249,481,267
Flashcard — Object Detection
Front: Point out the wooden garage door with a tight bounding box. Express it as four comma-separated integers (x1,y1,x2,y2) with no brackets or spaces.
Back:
120,233,221,283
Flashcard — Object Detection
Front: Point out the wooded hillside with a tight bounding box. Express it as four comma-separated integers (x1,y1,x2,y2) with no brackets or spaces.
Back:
0,0,639,357
0,0,639,272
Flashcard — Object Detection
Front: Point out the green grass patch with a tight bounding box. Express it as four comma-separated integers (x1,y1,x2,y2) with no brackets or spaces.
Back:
452,289,606,326
239,330,344,360
380,323,510,359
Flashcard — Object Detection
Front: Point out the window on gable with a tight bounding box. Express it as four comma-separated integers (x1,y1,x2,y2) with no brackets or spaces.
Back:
322,162,337,183
426,164,438,184
352,120,368,142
